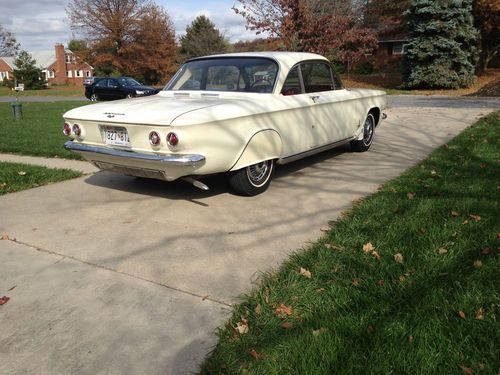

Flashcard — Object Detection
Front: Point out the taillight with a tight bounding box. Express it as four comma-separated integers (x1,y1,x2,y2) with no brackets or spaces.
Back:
149,131,161,146
72,124,81,137
63,123,71,136
167,132,179,147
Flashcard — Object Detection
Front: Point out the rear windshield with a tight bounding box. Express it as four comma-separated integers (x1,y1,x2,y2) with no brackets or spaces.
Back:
165,57,278,94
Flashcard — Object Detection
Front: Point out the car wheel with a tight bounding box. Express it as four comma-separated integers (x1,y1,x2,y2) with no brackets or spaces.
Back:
126,94,133,99
229,160,274,196
351,113,375,152
90,94,99,102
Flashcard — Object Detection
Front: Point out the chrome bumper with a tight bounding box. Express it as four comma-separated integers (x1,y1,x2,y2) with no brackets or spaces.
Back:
64,141,205,167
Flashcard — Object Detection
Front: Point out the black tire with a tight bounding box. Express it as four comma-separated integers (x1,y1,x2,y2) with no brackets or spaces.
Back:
90,93,99,102
229,160,274,196
351,113,375,152
126,93,133,99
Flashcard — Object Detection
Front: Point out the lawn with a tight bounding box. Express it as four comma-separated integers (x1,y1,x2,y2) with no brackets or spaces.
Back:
0,85,85,97
0,101,89,159
0,162,82,196
201,112,500,374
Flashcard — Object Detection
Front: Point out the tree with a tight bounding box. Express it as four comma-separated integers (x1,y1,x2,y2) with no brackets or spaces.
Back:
67,0,177,84
68,39,88,52
0,25,20,56
180,15,228,59
13,51,43,89
473,0,499,70
233,0,377,65
403,0,479,89
361,0,411,34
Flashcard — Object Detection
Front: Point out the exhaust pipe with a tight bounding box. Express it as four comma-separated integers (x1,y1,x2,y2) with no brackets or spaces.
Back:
182,177,209,191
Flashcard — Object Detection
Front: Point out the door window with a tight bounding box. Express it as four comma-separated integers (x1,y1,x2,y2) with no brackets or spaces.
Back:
300,63,334,93
281,66,302,96
95,79,108,88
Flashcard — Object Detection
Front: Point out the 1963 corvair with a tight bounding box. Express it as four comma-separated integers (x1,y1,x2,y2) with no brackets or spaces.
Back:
63,52,387,196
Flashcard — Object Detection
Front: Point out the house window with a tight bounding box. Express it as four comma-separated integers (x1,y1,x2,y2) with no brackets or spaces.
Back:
85,71,91,77
392,42,408,55
67,70,73,78
48,70,55,78
76,70,83,77
0,71,8,80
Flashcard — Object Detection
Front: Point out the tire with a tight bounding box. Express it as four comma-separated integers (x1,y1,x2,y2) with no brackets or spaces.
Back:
90,94,99,102
126,94,133,99
351,113,375,152
229,160,274,196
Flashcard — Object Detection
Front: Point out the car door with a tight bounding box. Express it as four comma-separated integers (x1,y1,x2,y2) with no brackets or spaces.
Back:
107,79,124,100
93,78,109,100
300,62,358,145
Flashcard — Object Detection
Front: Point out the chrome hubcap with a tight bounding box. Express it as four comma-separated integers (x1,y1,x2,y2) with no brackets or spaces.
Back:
363,116,374,146
247,161,271,187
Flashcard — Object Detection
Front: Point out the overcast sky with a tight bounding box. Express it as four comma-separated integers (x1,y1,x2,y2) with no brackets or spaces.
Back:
0,0,258,52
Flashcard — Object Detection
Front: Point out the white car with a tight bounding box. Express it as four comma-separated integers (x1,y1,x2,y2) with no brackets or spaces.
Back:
63,52,387,196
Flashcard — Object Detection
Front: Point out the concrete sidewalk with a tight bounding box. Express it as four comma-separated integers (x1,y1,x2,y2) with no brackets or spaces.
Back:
0,96,498,374
0,153,98,174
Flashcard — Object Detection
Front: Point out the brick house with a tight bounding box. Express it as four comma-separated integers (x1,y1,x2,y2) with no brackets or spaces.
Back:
368,34,409,71
0,43,93,86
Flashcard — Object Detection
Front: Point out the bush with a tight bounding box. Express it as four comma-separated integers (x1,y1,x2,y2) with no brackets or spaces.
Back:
354,61,375,75
2,77,14,89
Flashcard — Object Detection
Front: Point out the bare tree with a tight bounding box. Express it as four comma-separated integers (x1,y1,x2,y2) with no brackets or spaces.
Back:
0,25,20,56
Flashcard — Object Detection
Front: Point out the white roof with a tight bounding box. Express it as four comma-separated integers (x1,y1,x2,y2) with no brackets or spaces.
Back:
192,51,328,65
0,50,56,70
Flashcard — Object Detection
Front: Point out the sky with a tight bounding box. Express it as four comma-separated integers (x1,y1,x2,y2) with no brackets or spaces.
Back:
0,0,259,52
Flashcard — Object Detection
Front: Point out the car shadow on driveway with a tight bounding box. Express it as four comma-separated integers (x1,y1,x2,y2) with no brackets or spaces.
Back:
82,145,352,200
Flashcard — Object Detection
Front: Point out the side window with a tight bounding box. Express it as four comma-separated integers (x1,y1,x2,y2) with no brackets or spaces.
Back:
95,79,108,88
332,70,343,90
280,66,302,96
206,65,240,91
108,79,119,88
301,63,334,93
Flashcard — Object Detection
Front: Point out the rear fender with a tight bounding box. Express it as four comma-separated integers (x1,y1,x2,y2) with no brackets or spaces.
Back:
230,130,282,171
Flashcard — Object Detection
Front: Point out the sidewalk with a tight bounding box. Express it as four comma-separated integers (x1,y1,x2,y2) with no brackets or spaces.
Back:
0,153,98,174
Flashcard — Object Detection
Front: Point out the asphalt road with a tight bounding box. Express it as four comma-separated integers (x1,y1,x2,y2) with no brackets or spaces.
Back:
0,96,498,374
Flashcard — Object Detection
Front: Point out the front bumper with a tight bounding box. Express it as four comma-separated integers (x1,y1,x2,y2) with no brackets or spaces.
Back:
64,141,205,180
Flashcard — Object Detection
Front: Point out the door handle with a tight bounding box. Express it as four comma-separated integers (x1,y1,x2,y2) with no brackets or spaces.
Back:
310,95,320,103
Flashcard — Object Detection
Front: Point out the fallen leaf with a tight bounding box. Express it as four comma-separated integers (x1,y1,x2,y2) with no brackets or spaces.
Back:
431,170,437,176
390,187,397,193
479,163,486,169
407,192,416,200
394,253,404,264
265,287,270,304
497,233,500,239
236,320,249,335
399,275,406,282
274,304,293,317
372,251,381,261
249,349,263,360
320,226,330,232
377,279,385,286
443,144,449,149
282,322,294,330
299,267,312,279
312,328,327,337
482,137,489,143
315,288,326,294
1,234,9,241
469,214,481,222
367,325,375,334
17,171,26,176
475,308,484,320
352,278,359,286
481,247,492,255
0,183,6,188
408,335,414,343
325,244,343,251
451,210,460,217
438,248,448,255
459,365,474,375
473,260,482,269
254,303,262,316
0,296,10,305
462,220,469,225
363,242,375,253
419,227,426,235
458,311,466,320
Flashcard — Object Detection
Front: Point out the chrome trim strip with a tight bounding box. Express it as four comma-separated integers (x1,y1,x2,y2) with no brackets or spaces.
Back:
278,137,354,164
64,141,205,166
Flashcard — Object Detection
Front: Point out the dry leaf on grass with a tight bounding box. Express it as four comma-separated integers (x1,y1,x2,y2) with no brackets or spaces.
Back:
282,322,294,330
367,325,375,334
352,278,359,286
372,251,381,261
473,260,482,269
377,279,385,286
254,303,262,316
459,365,474,375
315,288,326,294
438,248,448,255
299,267,312,279
469,214,481,222
475,308,484,320
274,304,293,317
419,227,426,235
320,226,331,232
265,287,270,304
1,234,9,241
458,311,466,320
235,317,249,334
17,171,26,176
451,211,460,217
0,296,10,306
408,335,414,343
394,253,404,264
312,328,327,337
249,349,264,360
325,244,343,251
363,242,375,253
481,247,492,255
407,192,416,200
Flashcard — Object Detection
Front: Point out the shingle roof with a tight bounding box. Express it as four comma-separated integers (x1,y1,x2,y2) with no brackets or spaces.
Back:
0,50,56,70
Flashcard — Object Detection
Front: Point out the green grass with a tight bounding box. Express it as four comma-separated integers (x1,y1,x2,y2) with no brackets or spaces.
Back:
0,101,89,159
201,112,500,375
0,162,82,195
0,85,84,97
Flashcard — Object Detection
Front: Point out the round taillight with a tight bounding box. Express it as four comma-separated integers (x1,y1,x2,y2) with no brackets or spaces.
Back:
149,131,161,146
167,132,179,147
63,123,71,136
72,124,81,137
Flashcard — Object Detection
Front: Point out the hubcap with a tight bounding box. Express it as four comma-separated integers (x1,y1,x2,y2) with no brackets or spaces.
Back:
247,161,271,187
363,116,374,146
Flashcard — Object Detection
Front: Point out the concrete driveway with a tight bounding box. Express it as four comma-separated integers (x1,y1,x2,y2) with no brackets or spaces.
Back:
0,96,498,374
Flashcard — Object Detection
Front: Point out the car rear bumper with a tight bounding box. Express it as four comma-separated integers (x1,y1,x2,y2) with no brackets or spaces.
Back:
64,141,205,180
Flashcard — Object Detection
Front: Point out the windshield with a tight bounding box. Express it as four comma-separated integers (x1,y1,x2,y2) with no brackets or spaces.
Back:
165,57,278,94
117,77,141,86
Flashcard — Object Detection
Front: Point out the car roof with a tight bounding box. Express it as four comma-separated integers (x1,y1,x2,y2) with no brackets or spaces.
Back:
187,51,329,66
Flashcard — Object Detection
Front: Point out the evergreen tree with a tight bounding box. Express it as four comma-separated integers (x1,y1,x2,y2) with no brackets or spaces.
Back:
13,51,44,90
403,0,479,89
180,15,227,59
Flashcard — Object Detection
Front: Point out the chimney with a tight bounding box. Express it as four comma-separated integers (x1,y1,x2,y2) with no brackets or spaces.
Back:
54,43,67,85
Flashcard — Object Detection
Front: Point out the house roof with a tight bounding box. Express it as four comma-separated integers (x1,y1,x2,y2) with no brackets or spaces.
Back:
0,51,55,70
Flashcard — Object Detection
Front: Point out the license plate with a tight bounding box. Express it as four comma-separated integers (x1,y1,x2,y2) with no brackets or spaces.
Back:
103,126,130,147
